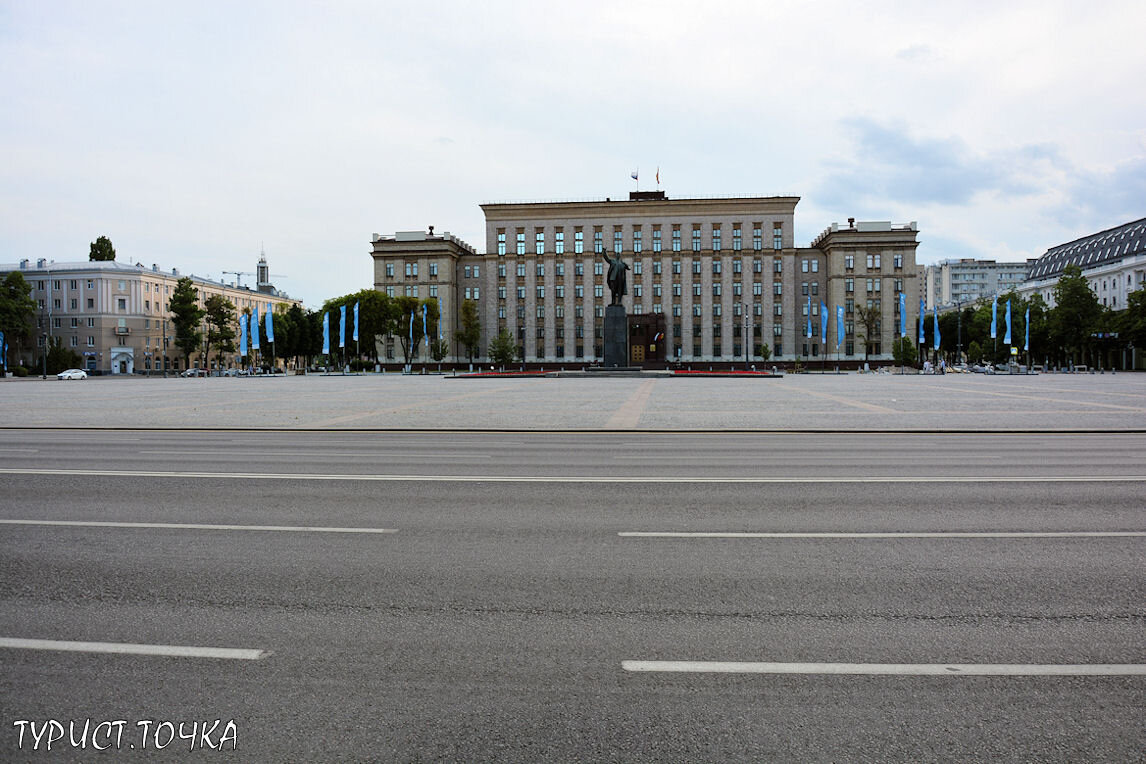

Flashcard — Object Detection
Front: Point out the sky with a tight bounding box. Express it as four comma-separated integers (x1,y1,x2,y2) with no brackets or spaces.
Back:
2,0,1144,309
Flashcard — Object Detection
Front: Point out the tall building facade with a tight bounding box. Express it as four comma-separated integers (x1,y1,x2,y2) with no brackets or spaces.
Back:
371,192,920,364
2,256,300,374
923,258,1034,309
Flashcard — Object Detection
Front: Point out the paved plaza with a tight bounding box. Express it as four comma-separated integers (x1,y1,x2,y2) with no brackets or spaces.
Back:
2,371,1144,430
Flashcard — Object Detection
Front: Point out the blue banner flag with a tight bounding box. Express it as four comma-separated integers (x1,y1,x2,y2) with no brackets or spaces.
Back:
933,306,941,350
1024,307,1030,352
990,298,997,339
265,306,274,344
322,312,330,355
353,301,359,342
918,298,925,345
339,305,346,348
805,296,812,339
408,310,414,352
252,306,260,350
820,301,828,345
1004,300,1012,345
239,313,248,356
0,330,6,372
422,304,429,350
899,293,907,337
836,305,844,348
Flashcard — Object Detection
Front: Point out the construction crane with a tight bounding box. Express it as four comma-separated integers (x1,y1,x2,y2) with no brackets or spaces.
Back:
222,271,254,286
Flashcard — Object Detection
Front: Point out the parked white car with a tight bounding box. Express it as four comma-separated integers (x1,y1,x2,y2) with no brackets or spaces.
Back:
57,368,88,380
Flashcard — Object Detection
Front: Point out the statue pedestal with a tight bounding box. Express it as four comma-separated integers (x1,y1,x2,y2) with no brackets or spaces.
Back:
603,304,628,368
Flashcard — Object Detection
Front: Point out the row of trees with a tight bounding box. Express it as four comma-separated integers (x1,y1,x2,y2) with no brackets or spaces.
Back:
897,265,1145,368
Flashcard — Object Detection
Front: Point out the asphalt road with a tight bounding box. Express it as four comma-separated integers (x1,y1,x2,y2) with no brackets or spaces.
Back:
2,430,1144,761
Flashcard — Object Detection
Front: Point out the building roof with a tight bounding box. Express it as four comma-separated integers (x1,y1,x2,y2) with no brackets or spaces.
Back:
1028,217,1146,280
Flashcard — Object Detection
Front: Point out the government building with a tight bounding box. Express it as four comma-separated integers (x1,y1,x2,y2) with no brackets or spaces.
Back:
1,254,299,374
372,192,920,366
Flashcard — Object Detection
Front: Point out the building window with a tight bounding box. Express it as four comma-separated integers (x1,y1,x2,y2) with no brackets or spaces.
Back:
713,284,722,297
70,299,77,309
497,231,506,255
692,260,702,275
672,304,682,317
712,260,722,275
845,255,854,270
555,262,564,277
753,226,763,251
673,283,683,297
593,231,603,254
753,282,763,296
575,230,584,254
773,259,782,274
536,286,545,299
517,263,527,278
672,229,682,252
713,304,722,317
517,287,526,299
652,284,662,297
653,261,662,275
555,305,564,318
633,230,643,253
893,253,903,269
556,285,565,298
633,261,643,275
653,229,662,252
802,282,809,296
498,263,507,278
575,285,584,298
406,262,418,277
774,303,783,317
594,285,604,298
536,263,545,277
634,284,643,298
672,260,682,275
117,298,127,311
429,263,438,277
733,282,742,296
773,224,783,250
693,305,702,317
614,229,623,254
574,262,584,276
594,305,604,318
712,226,722,252
594,261,604,276
464,265,472,279
691,227,701,252
693,284,702,297
732,226,742,251
773,282,782,296
516,231,526,255
536,232,545,255
498,286,507,300
867,253,881,269
385,286,395,297
87,336,95,347
87,317,94,327
555,231,565,254
811,260,819,273
845,278,854,294
429,285,438,298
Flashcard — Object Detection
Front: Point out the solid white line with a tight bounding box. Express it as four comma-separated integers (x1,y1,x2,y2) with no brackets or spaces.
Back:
0,638,267,660
619,531,1146,539
621,661,1146,676
1,468,1145,484
0,519,397,534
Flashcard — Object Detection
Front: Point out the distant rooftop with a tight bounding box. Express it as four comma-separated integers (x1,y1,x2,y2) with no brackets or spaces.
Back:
1028,217,1146,280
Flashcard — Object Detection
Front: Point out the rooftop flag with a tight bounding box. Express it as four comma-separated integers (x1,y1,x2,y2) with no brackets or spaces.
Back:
252,305,260,350
265,306,274,344
631,169,638,182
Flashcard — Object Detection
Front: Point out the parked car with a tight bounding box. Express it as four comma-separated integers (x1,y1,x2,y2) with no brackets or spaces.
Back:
180,368,208,377
56,368,88,380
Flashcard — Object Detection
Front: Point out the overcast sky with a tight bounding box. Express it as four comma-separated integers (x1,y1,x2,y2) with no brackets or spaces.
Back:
3,0,1144,308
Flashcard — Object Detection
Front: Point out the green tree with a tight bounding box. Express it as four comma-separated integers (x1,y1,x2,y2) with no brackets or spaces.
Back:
394,297,439,366
89,235,116,261
323,289,400,364
487,328,517,368
203,295,237,369
854,304,879,363
757,343,772,362
1,271,37,372
1117,288,1146,352
429,337,449,362
41,336,82,374
891,336,918,367
1049,264,1101,366
168,277,204,369
967,340,983,365
454,298,482,365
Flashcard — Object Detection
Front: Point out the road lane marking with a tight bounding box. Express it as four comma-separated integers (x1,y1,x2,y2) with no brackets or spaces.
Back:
619,531,1146,539
621,661,1146,676
0,519,397,534
0,638,267,660
2,468,1146,484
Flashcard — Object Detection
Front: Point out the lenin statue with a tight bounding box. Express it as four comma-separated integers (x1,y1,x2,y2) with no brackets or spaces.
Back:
602,252,629,306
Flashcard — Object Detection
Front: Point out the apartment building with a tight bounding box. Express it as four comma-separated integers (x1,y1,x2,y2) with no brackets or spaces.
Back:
2,255,299,373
